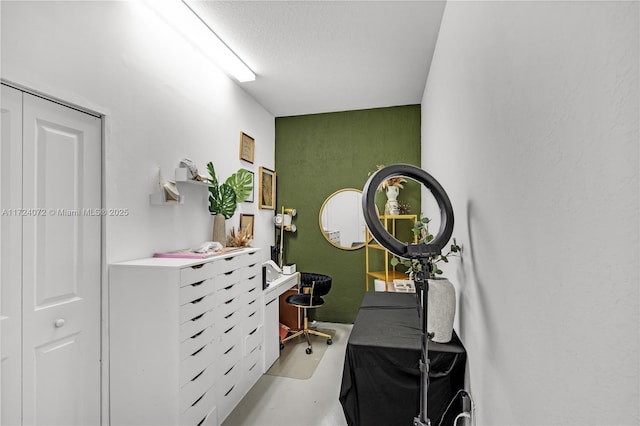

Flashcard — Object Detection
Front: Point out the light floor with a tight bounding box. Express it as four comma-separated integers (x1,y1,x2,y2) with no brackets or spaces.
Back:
222,322,353,426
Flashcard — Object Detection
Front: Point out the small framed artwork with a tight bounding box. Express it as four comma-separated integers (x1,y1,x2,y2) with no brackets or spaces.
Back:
239,132,255,163
245,170,255,203
240,214,255,237
258,167,276,210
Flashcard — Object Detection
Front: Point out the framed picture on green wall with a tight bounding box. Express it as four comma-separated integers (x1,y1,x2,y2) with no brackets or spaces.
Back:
258,166,276,210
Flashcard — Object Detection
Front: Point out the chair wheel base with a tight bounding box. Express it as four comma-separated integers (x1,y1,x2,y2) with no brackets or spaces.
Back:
327,339,333,345
305,347,313,355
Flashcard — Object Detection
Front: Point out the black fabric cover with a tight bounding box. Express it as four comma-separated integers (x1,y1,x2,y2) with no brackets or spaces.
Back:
339,292,466,426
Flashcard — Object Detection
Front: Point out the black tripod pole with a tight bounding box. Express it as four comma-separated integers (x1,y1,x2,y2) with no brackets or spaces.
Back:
413,259,432,426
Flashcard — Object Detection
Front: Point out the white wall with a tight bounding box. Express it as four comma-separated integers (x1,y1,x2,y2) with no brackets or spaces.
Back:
422,1,638,425
1,1,275,265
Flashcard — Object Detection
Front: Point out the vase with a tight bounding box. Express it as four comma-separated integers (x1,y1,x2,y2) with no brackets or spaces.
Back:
426,277,456,343
212,213,226,245
385,186,400,215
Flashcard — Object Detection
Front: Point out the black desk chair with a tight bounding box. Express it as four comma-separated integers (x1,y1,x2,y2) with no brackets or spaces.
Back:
281,272,333,354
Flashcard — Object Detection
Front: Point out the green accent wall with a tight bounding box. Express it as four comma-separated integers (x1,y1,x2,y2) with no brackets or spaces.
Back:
275,105,421,323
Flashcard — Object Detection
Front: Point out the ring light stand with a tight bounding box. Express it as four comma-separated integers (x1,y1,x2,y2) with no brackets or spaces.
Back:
362,164,454,426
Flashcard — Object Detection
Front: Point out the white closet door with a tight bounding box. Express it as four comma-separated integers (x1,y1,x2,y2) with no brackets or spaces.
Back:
21,93,102,425
1,85,24,426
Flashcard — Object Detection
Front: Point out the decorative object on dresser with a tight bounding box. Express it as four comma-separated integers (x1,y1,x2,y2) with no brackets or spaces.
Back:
109,248,262,426
207,162,253,244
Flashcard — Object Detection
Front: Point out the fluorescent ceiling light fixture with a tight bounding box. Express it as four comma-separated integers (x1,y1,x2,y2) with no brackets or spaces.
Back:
141,0,255,83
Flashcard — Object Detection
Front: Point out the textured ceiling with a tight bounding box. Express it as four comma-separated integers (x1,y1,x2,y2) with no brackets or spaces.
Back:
185,1,446,117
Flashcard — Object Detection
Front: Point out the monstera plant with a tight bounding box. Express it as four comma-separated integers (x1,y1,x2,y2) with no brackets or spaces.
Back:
207,162,253,244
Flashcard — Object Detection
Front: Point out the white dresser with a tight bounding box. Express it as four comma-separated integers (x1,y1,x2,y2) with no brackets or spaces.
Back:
109,248,262,426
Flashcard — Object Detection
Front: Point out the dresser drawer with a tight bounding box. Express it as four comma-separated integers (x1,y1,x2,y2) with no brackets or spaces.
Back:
244,325,263,356
179,363,216,414
216,292,242,322
216,279,244,301
180,341,216,387
180,325,215,361
180,292,217,324
180,278,215,305
242,344,262,389
243,305,261,334
243,276,261,297
216,304,243,333
215,362,242,421
216,322,241,358
179,309,216,346
180,262,218,286
216,342,241,380
180,385,216,426
199,406,217,426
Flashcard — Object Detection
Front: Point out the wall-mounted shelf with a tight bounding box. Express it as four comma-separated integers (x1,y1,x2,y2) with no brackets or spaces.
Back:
149,168,209,206
174,167,209,186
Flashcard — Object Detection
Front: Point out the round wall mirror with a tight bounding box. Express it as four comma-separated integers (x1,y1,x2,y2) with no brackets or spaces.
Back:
319,188,366,250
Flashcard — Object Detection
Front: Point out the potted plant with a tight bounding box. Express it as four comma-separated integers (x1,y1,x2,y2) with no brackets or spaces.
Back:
207,162,253,244
390,214,461,343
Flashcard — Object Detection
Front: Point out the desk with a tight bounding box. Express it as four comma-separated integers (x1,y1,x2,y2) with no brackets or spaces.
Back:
339,292,466,426
263,272,300,372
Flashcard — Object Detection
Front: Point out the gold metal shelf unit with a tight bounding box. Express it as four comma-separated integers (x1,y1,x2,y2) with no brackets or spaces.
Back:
365,214,417,291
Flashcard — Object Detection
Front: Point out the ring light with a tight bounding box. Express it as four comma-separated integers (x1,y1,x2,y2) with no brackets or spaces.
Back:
362,163,454,259
362,163,456,426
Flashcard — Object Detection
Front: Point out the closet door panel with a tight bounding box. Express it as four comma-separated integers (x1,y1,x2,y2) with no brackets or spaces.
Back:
0,85,24,426
21,93,101,425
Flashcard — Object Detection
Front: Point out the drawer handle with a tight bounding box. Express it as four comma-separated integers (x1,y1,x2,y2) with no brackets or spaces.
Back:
190,296,204,304
224,256,235,261
224,385,235,397
191,264,204,270
224,345,235,355
196,416,207,426
248,299,256,306
190,280,205,287
248,311,256,318
224,270,235,276
191,345,206,356
248,287,256,293
190,329,205,339
248,362,257,372
248,251,256,255
248,327,258,336
224,325,236,334
249,263,257,268
224,284,234,290
191,392,205,407
224,297,235,305
224,365,235,376
191,369,205,382
224,311,235,320
191,313,205,322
